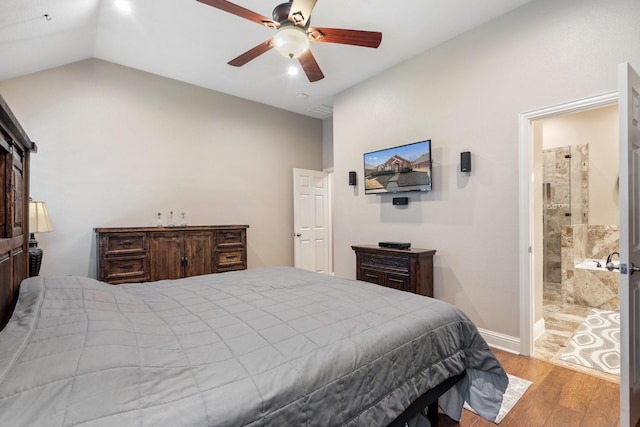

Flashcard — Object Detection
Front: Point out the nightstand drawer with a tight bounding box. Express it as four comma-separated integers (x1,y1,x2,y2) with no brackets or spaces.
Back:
360,254,409,272
386,273,411,292
103,234,146,255
361,268,411,292
361,268,385,285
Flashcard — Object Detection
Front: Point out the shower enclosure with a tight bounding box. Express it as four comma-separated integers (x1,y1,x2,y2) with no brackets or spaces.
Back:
542,143,619,310
542,144,587,288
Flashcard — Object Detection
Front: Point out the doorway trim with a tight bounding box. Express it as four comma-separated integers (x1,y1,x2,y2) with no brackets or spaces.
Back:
518,91,618,356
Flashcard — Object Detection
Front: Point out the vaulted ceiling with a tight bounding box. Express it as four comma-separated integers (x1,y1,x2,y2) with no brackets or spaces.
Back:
0,0,532,118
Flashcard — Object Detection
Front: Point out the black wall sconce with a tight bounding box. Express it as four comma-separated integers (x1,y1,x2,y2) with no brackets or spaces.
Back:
349,171,357,186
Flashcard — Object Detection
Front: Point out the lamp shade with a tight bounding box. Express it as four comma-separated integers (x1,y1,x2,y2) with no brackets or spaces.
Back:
29,201,54,233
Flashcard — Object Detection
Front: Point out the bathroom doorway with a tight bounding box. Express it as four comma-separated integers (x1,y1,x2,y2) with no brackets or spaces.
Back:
532,103,620,380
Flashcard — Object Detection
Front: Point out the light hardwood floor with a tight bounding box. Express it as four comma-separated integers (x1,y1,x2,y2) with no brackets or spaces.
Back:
435,348,621,427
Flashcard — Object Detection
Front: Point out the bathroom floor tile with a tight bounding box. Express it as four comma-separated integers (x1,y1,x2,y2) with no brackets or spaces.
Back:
533,300,619,383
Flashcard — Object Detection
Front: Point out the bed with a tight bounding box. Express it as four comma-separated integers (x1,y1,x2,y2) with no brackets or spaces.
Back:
0,95,507,426
0,266,508,426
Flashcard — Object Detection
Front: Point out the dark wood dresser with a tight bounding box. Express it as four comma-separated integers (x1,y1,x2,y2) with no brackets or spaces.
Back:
96,225,248,284
0,95,35,328
351,245,436,297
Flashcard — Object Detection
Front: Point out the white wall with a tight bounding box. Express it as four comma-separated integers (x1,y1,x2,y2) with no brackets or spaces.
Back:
332,0,640,339
0,59,323,277
322,117,334,170
539,104,619,225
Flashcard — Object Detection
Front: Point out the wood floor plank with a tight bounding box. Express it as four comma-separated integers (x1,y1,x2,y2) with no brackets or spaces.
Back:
433,348,620,426
499,391,554,426
579,379,620,427
544,405,582,427
555,368,599,413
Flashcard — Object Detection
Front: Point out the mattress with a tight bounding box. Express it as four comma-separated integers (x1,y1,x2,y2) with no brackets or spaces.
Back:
0,266,508,426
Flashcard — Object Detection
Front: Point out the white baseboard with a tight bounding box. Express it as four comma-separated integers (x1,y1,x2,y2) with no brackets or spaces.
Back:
477,327,521,354
533,317,546,342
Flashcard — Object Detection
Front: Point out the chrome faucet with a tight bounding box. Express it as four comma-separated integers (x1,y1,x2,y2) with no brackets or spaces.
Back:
606,251,620,271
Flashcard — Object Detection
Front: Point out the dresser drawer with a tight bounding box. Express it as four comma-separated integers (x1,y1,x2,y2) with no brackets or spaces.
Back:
102,256,147,283
215,249,245,270
217,230,244,246
102,234,146,255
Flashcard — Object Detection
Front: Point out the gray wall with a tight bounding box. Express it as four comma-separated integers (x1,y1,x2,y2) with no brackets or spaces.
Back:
0,59,323,277
322,117,334,170
331,0,640,340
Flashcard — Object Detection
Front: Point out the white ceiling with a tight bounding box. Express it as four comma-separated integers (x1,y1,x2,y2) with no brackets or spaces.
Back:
0,0,533,118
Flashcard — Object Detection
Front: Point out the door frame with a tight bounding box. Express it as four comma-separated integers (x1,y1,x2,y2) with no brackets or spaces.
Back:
518,91,618,356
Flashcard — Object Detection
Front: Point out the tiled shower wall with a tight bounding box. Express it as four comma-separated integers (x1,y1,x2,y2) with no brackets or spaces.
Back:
543,143,619,310
560,225,620,310
542,144,588,284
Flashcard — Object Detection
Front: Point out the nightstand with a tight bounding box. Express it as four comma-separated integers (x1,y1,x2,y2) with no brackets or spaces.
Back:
351,245,436,297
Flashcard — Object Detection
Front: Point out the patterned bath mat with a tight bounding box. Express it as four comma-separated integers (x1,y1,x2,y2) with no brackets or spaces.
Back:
464,374,532,423
557,308,620,375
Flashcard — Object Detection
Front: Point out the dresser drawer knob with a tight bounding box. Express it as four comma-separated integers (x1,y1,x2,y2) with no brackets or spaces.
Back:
118,264,133,269
119,241,133,246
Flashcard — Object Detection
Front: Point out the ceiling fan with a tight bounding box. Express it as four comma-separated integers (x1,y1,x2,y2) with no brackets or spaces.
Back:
197,0,382,82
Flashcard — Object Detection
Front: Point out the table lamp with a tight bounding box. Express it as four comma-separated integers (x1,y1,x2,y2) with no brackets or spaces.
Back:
28,200,54,276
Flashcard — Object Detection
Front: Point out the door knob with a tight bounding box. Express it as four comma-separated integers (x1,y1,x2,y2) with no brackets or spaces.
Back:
607,262,640,275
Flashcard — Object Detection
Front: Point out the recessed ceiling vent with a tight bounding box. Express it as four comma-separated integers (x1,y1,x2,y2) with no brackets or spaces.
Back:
308,104,333,117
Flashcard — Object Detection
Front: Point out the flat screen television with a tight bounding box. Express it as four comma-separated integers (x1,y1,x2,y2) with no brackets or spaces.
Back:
363,139,432,194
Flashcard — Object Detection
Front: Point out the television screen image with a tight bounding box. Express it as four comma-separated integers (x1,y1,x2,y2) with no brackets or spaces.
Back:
364,140,432,194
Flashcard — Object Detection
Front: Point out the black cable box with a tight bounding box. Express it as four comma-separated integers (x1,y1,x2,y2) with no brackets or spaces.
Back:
378,241,411,249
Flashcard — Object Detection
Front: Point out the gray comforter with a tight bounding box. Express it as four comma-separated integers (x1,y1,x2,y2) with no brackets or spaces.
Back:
0,267,507,426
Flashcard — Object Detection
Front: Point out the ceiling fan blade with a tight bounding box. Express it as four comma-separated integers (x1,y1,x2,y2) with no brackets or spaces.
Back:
298,49,324,82
309,27,382,48
197,0,278,28
288,0,317,27
228,40,274,67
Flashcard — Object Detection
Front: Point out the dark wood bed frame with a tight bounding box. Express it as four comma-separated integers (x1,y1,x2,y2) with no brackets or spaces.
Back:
0,95,464,426
388,371,466,426
0,94,34,331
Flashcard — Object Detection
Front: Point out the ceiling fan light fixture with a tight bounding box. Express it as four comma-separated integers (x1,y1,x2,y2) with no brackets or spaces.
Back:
273,26,309,59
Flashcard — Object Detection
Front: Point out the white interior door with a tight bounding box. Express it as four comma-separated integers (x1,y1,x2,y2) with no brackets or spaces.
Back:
619,61,640,427
293,168,330,274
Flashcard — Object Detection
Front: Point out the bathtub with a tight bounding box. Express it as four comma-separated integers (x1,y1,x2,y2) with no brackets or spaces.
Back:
575,259,620,272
